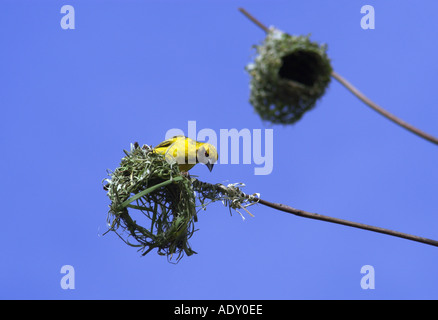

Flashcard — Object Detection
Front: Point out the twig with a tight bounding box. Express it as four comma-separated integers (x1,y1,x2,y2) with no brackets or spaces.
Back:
257,198,438,248
331,71,438,145
239,7,269,33
238,7,438,146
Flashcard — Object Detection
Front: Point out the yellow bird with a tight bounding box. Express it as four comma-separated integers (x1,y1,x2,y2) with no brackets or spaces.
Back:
153,136,218,173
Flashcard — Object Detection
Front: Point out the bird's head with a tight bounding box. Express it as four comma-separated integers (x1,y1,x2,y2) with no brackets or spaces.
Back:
198,143,218,172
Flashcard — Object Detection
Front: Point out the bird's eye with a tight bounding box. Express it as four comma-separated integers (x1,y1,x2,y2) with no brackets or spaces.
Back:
205,150,209,157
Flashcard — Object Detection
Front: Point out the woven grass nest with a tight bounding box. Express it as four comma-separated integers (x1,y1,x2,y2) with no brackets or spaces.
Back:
246,27,332,125
103,142,259,262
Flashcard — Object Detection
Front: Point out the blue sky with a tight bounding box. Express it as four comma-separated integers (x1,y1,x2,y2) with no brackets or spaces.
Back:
1,0,438,299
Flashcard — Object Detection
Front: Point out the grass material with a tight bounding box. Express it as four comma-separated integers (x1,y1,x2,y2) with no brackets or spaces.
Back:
103,143,259,262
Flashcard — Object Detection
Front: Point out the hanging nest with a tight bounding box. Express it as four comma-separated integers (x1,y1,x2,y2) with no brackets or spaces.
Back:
103,142,259,262
246,27,332,125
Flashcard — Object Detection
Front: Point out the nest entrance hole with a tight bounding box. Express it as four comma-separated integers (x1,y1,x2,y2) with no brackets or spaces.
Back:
278,50,322,87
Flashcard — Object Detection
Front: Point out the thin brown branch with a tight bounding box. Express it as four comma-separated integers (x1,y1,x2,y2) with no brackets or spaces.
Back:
257,198,438,248
331,71,438,145
238,8,269,33
239,7,438,146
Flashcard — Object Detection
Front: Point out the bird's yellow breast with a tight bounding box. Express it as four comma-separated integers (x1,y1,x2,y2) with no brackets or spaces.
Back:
153,136,217,173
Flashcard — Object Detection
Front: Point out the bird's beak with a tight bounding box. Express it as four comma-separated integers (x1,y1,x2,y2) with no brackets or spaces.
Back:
206,160,214,172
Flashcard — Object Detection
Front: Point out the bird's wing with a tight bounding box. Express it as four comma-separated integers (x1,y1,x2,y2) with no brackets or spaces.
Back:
154,136,185,149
